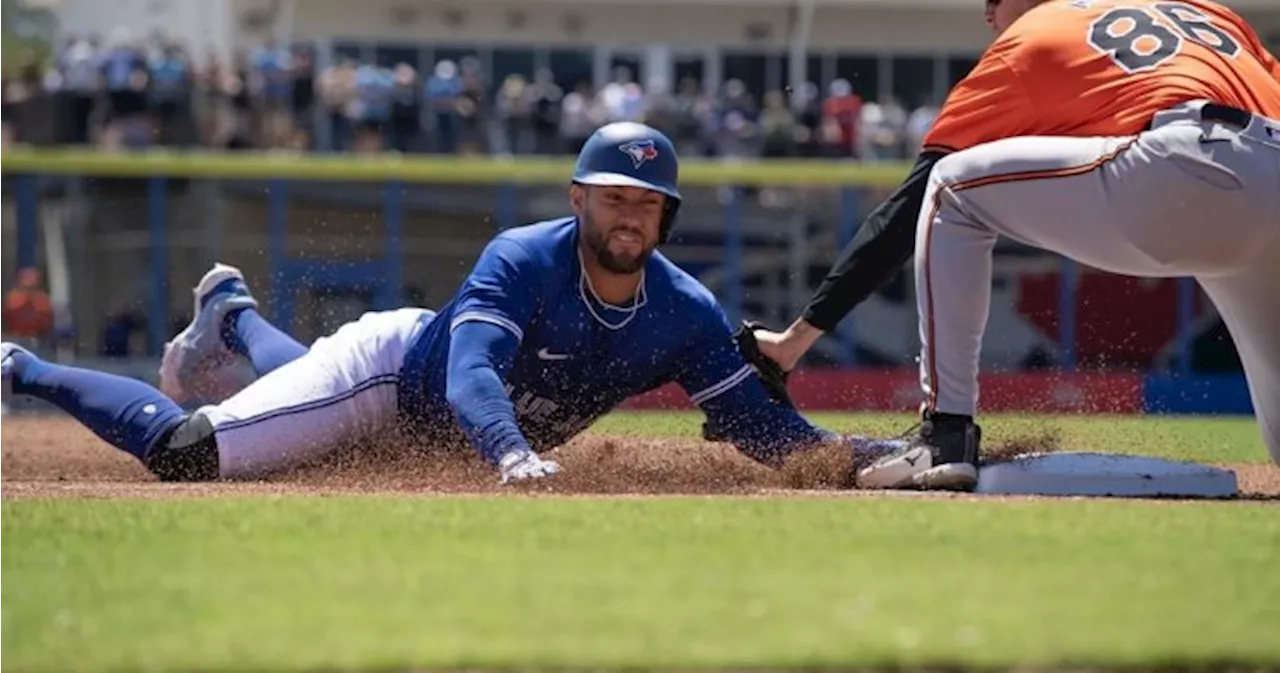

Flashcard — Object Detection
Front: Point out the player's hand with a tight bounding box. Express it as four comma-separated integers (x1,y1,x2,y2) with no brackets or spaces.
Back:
751,320,825,374
498,449,561,485
733,321,795,408
749,328,800,372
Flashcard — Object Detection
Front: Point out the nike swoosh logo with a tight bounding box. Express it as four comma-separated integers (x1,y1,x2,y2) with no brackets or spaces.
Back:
903,452,919,467
537,348,570,361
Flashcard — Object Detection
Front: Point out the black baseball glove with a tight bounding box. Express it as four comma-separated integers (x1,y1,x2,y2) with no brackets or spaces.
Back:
701,321,796,443
733,320,795,408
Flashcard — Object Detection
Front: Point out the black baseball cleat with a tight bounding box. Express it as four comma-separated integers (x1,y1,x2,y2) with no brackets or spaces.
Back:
856,410,982,491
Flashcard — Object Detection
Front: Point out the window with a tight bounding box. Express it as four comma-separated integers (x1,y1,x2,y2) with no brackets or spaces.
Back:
334,42,364,65
947,55,981,88
721,52,767,99
672,54,705,92
375,44,420,69
609,53,643,85
892,55,934,108
835,54,878,100
774,54,825,93
492,48,537,92
807,54,824,88
549,49,593,92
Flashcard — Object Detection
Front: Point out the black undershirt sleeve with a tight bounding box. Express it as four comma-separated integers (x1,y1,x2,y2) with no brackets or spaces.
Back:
800,150,948,332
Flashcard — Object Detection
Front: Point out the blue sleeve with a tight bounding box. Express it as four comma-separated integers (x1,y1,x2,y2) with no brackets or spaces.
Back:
445,321,531,465
676,306,835,466
449,237,540,339
443,236,543,465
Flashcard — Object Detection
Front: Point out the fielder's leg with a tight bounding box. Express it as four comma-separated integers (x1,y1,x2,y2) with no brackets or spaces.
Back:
1199,267,1280,465
859,134,1146,490
859,102,1280,490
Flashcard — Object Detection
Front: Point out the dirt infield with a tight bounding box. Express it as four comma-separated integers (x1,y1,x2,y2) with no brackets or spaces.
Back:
3,417,1278,501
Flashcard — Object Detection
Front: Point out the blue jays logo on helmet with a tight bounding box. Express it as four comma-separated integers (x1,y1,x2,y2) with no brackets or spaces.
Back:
619,139,659,169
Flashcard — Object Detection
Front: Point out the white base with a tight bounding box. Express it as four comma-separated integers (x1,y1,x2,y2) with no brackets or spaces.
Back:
975,452,1238,498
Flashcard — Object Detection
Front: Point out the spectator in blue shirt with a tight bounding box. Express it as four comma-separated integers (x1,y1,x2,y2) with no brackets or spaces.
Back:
58,35,102,145
101,28,150,147
388,63,421,153
425,59,462,154
102,29,146,115
354,62,394,152
250,38,294,147
149,42,191,146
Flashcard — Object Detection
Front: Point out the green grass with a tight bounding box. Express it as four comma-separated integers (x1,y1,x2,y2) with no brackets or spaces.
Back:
596,411,1270,464
3,412,1276,672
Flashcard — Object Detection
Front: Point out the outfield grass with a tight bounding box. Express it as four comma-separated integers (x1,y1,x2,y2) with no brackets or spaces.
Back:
3,412,1276,672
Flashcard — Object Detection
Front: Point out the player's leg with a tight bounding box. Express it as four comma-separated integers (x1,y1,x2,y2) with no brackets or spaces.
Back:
924,136,1193,412
914,106,1277,419
3,309,432,482
160,263,308,405
1198,265,1280,465
859,109,1279,490
858,134,1142,490
2,343,189,466
221,306,308,375
199,308,432,479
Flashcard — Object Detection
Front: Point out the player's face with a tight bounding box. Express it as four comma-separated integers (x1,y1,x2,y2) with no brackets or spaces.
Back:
574,184,665,274
986,0,1038,33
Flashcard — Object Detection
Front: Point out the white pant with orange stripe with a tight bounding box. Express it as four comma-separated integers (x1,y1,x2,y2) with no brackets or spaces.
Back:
917,100,1280,463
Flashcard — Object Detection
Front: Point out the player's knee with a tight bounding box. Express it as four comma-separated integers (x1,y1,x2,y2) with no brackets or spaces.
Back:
147,411,220,482
931,152,966,187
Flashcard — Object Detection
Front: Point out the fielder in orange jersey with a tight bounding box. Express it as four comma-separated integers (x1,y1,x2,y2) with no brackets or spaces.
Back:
749,0,1280,491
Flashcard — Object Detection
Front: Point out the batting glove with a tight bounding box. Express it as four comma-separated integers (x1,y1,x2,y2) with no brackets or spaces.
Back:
498,450,561,485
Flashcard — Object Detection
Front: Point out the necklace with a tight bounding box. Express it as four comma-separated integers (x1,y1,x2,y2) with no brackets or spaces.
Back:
577,248,647,331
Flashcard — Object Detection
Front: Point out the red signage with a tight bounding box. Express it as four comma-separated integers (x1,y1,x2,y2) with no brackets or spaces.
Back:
624,368,1144,414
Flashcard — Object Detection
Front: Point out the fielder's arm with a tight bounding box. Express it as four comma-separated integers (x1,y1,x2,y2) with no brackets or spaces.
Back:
768,49,1035,369
752,150,945,370
800,149,946,332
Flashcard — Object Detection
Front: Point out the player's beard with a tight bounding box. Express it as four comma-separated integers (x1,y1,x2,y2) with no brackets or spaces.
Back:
582,214,656,275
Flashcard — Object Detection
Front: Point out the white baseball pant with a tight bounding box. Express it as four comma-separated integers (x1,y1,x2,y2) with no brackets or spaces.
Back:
200,308,432,478
917,100,1280,463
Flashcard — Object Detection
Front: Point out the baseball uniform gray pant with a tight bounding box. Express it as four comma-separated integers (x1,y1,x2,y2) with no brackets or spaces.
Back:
916,100,1280,463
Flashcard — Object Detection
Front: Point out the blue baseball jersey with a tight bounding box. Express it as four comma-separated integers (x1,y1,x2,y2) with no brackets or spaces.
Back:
398,217,832,465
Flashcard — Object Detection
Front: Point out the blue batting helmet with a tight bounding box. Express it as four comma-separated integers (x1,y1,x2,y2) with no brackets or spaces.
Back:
572,122,682,244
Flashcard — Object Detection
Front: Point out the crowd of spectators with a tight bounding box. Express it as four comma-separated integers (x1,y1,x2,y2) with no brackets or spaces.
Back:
3,30,943,161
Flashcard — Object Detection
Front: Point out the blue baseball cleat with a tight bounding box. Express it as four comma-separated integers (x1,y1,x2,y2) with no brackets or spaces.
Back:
159,263,259,406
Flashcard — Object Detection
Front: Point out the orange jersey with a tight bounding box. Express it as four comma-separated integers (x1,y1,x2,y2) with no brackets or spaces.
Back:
923,0,1280,153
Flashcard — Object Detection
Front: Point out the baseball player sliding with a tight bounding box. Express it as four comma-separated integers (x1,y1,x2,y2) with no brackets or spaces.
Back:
752,0,1280,491
1,122,897,486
